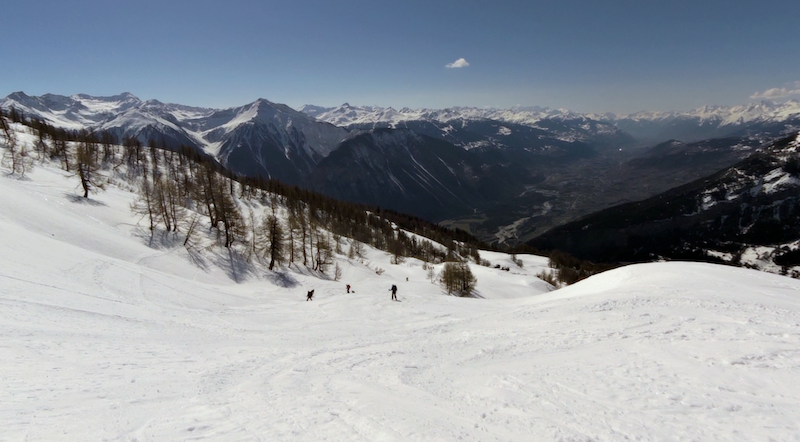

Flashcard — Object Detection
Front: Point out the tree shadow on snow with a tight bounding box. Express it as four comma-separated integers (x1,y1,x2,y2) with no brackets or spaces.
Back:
65,193,107,206
147,230,184,250
130,227,213,273
441,289,484,299
3,172,33,182
211,248,256,283
131,227,184,251
288,263,332,281
186,247,211,272
267,271,299,288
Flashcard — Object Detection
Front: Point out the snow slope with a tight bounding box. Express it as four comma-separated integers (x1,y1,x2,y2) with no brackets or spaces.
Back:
2,160,800,440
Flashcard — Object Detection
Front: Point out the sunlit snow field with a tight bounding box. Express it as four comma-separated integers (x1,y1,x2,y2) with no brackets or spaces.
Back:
2,160,800,441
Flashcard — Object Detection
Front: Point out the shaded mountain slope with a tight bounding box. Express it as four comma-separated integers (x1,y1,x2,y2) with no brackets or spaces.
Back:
529,134,800,265
310,129,489,220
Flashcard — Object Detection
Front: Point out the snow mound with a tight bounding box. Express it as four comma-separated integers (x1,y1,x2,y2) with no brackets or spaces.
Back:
552,261,798,302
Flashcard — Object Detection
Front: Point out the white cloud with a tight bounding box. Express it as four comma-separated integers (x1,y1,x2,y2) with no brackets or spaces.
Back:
445,58,469,69
750,82,800,100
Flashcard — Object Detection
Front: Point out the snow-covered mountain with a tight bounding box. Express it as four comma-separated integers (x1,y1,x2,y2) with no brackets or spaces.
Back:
179,98,349,181
2,120,800,441
1,91,213,131
611,100,800,143
298,103,584,127
1,92,349,183
298,103,631,148
621,100,800,126
301,100,800,145
6,91,799,245
0,92,626,229
7,92,799,156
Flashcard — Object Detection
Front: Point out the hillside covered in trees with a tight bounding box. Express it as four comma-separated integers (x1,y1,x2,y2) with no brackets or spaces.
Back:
0,107,495,284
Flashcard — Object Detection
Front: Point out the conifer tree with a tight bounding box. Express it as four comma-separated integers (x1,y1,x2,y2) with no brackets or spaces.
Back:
440,262,477,296
215,177,245,248
286,206,298,263
390,231,406,264
101,131,116,164
30,118,51,161
1,115,33,176
310,223,332,273
262,213,285,270
131,179,157,230
75,135,104,198
334,262,342,281
154,177,184,232
0,114,11,145
297,207,309,266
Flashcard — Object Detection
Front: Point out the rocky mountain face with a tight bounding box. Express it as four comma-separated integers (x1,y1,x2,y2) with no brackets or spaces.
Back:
1,92,621,240
310,129,486,221
5,91,800,247
308,123,611,222
184,99,349,183
0,92,349,184
298,101,800,244
529,134,800,272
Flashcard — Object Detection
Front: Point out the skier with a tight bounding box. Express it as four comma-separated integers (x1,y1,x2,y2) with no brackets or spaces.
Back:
306,289,314,301
346,284,351,293
390,284,398,301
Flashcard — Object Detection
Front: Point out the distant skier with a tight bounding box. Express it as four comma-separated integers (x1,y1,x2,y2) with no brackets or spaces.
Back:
346,284,351,293
390,284,398,301
306,289,314,301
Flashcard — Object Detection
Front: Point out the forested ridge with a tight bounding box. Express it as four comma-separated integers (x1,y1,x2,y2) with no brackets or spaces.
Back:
0,107,492,275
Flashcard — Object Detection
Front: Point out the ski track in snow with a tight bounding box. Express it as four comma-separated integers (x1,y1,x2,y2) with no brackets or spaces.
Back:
1,161,800,441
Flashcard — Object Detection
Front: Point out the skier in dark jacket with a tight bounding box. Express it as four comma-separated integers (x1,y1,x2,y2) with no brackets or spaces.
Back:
306,289,314,301
390,284,397,301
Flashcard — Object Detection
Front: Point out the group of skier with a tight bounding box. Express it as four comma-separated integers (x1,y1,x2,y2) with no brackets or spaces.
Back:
305,284,398,301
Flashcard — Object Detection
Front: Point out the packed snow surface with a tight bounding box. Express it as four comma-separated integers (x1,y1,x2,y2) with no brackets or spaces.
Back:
2,165,800,441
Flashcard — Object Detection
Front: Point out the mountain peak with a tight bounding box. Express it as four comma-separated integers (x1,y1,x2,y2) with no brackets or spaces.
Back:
6,91,32,100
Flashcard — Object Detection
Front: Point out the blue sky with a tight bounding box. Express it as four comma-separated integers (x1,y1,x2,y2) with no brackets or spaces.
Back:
2,0,799,113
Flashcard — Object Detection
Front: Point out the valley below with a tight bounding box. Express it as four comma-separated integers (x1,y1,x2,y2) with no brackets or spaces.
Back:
442,137,760,244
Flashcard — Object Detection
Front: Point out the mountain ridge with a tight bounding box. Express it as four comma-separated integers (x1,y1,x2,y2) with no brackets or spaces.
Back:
5,91,800,246
302,100,800,144
529,133,800,273
6,91,799,143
